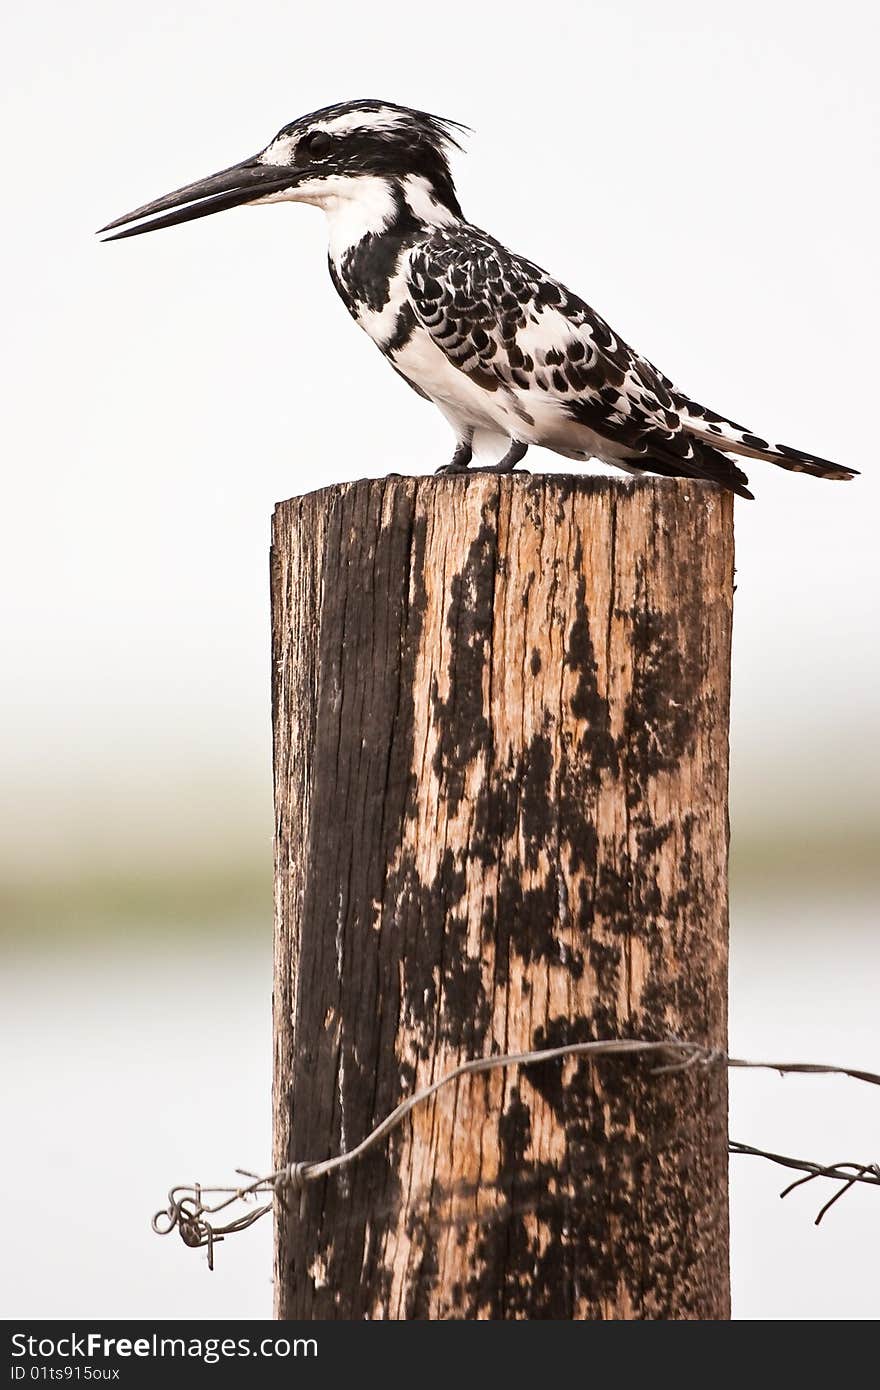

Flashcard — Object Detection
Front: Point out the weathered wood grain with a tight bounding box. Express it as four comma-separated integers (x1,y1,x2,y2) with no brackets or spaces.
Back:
271,474,733,1320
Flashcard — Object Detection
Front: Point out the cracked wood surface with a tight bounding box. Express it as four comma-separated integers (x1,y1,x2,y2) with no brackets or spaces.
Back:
271,474,733,1320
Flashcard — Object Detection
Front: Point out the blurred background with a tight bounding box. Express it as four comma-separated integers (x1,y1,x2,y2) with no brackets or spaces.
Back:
2,0,877,1320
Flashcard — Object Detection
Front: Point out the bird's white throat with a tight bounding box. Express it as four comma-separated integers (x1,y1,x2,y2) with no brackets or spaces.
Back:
260,172,460,260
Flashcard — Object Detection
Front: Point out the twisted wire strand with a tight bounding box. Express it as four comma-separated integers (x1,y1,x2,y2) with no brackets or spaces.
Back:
152,1038,880,1267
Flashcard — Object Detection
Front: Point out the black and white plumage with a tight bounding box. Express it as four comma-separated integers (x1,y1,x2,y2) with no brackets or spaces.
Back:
100,100,856,499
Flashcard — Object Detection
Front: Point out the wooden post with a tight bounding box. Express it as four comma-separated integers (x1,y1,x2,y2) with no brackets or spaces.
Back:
271,474,732,1320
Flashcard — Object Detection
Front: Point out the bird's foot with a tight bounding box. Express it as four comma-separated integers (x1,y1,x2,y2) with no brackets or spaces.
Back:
435,438,474,476
468,464,532,474
468,441,530,474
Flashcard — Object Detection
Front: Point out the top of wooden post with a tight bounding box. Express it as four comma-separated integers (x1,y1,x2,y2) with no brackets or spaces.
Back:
273,470,736,515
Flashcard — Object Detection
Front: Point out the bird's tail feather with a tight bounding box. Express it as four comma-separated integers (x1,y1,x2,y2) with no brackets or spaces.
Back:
563,437,755,498
650,442,755,499
687,442,754,498
681,403,857,482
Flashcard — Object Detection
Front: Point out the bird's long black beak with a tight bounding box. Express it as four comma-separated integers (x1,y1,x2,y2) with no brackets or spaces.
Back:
97,155,300,241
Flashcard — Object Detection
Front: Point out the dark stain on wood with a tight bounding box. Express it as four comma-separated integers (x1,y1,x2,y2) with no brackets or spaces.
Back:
431,516,497,816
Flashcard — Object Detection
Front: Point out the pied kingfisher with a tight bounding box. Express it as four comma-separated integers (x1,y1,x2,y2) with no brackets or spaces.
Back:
101,99,856,499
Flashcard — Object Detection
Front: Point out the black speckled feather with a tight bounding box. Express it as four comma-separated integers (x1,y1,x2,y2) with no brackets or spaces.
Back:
407,225,852,498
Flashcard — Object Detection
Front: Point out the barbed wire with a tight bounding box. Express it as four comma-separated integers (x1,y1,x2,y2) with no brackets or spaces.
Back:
728,1143,880,1224
152,1037,880,1269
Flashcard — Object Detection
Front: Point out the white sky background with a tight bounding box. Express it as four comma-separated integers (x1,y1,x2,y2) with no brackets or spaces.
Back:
1,0,878,1326
1,0,878,876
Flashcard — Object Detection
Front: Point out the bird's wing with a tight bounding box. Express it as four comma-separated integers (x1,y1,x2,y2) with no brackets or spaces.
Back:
407,226,752,492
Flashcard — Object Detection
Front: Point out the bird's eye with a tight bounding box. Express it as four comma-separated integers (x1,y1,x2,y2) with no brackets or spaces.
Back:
299,131,334,161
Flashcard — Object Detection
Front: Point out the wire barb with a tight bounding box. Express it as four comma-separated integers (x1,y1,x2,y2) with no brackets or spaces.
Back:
152,1037,880,1267
729,1143,880,1224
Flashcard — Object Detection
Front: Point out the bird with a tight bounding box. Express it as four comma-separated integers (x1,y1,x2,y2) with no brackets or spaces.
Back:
100,99,857,500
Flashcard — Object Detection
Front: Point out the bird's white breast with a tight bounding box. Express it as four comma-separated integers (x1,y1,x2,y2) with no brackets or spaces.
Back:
392,327,502,429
